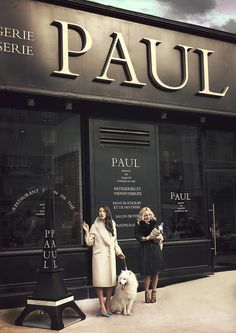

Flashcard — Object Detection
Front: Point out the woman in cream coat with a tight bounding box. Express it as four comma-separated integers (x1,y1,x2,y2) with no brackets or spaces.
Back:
83,206,125,317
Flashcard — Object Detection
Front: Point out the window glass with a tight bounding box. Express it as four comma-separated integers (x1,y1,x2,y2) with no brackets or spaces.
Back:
205,130,236,164
159,124,204,240
0,108,82,249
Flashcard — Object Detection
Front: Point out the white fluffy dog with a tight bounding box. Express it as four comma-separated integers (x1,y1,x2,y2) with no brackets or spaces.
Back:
111,270,138,316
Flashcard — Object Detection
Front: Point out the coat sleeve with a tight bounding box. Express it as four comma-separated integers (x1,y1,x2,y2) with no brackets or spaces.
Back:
113,221,123,256
134,222,142,242
84,224,95,247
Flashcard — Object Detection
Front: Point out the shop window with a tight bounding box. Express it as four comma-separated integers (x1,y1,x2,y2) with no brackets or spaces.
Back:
0,108,82,249
159,124,204,240
205,130,236,165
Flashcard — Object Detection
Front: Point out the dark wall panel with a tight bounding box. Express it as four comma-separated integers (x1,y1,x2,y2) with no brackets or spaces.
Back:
89,117,159,240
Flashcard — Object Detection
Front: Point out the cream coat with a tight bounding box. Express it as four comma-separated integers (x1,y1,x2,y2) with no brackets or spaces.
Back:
85,218,123,287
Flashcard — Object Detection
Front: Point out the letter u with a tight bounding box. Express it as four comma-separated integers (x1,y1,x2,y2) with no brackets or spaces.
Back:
43,251,51,259
141,38,192,91
52,251,57,259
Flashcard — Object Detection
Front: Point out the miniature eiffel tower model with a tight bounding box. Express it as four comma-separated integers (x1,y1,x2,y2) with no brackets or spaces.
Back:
15,196,86,330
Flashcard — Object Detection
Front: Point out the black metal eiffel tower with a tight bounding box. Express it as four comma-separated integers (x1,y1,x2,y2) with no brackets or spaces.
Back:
15,193,86,330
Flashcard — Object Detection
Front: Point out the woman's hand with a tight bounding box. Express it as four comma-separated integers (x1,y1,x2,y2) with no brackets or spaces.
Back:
83,222,90,233
148,235,155,240
118,253,126,260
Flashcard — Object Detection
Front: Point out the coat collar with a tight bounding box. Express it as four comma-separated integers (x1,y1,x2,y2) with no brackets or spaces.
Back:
94,217,112,246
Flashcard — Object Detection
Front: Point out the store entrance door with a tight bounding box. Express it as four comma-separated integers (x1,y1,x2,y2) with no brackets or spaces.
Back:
207,172,236,270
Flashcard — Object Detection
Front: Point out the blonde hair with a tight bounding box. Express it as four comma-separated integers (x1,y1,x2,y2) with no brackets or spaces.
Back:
136,207,156,224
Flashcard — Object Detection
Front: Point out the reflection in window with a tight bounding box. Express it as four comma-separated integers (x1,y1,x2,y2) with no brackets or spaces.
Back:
159,125,204,240
0,108,82,249
205,130,236,164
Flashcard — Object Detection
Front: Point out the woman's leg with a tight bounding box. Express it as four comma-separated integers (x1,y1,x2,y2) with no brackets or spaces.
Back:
151,273,159,303
144,275,151,303
151,273,159,291
105,287,113,313
144,275,151,291
97,287,107,315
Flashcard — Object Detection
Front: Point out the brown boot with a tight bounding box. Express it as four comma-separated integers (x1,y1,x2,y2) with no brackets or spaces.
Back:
145,291,151,303
151,290,157,303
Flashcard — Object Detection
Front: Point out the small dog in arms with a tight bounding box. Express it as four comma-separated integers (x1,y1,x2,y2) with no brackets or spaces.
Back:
149,223,164,250
111,270,138,316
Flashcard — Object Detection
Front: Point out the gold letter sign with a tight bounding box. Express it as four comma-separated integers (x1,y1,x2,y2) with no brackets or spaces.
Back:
52,20,92,78
95,32,146,87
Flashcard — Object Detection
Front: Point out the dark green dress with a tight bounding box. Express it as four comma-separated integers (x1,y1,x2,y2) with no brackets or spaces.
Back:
134,219,165,275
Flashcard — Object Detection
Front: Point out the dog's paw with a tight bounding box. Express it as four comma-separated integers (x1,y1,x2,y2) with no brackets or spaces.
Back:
123,311,127,316
127,312,132,316
116,311,121,315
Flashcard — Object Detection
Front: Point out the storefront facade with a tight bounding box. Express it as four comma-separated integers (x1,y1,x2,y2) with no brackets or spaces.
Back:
0,0,236,308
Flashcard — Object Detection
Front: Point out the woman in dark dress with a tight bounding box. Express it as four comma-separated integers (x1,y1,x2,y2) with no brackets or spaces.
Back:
134,207,165,303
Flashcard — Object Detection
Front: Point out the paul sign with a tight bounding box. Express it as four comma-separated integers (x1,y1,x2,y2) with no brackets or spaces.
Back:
51,20,229,98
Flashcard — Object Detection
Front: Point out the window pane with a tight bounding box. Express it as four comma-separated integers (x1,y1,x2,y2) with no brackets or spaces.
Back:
0,108,82,249
159,125,204,240
205,130,236,164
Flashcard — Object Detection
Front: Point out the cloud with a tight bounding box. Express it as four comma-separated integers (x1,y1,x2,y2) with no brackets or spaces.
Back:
158,0,216,18
213,19,236,34
91,0,236,33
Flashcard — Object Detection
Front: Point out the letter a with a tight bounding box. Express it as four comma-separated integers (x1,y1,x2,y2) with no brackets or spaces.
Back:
95,32,146,87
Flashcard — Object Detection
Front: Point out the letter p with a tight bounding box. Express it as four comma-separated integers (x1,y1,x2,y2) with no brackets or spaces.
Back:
112,158,118,167
52,20,92,78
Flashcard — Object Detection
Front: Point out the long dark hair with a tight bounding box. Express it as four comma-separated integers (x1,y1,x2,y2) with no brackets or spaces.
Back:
98,205,114,236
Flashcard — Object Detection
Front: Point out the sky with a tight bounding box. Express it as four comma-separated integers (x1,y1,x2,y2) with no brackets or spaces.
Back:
85,0,236,34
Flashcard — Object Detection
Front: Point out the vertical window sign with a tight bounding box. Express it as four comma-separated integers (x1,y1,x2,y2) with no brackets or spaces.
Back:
91,120,158,240
111,156,143,236
171,191,191,213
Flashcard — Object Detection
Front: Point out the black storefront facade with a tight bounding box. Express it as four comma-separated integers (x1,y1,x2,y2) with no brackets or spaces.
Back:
1,0,236,309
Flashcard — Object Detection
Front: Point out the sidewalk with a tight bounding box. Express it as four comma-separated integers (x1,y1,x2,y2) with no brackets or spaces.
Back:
0,270,236,333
